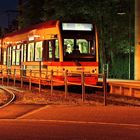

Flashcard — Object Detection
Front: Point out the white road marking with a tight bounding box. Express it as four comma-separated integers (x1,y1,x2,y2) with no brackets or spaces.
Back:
0,119,140,128
16,105,50,119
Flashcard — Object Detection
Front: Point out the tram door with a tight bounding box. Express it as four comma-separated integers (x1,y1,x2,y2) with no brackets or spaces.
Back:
42,40,59,61
48,40,59,61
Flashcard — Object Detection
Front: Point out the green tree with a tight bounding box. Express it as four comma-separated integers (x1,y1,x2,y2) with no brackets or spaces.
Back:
18,0,134,79
18,0,45,28
43,0,96,22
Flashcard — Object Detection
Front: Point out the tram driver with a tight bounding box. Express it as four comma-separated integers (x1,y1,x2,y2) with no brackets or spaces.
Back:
72,45,80,55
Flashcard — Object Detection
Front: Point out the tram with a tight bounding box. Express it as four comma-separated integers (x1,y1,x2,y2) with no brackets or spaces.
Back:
0,20,99,86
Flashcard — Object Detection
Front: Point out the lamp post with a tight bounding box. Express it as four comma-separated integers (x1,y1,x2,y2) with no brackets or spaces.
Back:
117,0,132,80
128,2,131,80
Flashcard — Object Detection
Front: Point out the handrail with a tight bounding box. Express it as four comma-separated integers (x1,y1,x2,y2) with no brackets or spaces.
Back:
0,65,107,105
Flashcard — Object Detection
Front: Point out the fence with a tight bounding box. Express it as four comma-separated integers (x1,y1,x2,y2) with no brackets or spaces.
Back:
0,64,107,105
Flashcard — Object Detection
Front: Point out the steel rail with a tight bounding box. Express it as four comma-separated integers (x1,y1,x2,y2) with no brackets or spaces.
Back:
0,86,16,109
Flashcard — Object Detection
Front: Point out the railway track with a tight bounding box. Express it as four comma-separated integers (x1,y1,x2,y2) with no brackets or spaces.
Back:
0,86,16,108
0,80,140,107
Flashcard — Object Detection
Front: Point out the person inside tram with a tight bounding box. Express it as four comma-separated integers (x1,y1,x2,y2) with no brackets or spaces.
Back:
72,45,80,55
64,45,69,56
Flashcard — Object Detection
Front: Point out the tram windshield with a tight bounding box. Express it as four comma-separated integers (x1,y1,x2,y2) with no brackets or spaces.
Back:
62,23,96,62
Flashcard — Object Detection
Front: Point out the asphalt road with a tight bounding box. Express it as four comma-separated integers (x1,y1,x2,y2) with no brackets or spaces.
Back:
0,120,140,140
0,104,140,140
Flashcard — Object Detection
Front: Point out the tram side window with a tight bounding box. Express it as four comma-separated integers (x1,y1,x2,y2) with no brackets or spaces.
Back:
28,42,34,61
3,49,6,65
16,45,21,65
55,40,59,59
49,41,52,59
12,46,16,65
35,41,42,61
21,44,24,62
7,47,12,67
23,44,27,62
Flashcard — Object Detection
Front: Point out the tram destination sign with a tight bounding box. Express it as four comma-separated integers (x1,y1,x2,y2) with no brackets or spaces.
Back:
62,23,93,31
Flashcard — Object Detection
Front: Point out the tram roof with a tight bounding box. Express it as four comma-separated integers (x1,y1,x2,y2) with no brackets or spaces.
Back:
4,20,58,38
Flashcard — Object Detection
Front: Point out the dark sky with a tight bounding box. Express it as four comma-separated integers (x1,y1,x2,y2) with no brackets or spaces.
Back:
0,0,18,27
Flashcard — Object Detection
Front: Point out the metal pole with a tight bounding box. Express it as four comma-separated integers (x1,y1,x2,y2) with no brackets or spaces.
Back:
7,69,9,86
14,69,16,86
21,67,23,88
39,61,41,93
64,70,68,98
29,69,32,90
103,64,107,106
51,70,53,96
2,69,3,85
81,72,85,102
128,0,131,80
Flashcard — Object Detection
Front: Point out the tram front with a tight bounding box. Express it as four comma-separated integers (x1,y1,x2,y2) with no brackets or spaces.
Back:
60,22,99,85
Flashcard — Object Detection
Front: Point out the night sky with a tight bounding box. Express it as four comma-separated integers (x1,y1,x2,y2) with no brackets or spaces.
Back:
0,0,18,27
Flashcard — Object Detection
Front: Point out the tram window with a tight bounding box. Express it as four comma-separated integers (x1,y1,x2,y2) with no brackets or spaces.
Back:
35,41,43,61
55,40,59,59
48,40,59,61
77,39,89,54
49,41,52,59
28,42,34,61
21,44,23,62
63,38,96,61
12,46,16,65
64,39,74,54
3,49,6,65
16,45,21,65
7,47,12,66
23,44,27,62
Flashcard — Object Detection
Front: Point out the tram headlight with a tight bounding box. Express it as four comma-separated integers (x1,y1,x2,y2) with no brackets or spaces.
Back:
92,69,97,74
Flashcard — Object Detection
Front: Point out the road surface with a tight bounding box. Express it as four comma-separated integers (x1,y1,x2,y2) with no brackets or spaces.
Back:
0,119,140,140
0,104,140,140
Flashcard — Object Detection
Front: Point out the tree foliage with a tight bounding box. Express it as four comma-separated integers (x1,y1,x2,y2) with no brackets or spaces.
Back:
18,0,134,79
43,0,97,22
19,0,45,28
